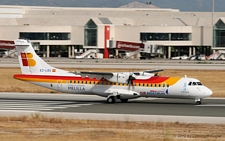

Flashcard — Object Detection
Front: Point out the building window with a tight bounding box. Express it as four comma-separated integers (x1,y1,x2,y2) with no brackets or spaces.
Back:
213,19,225,47
141,33,169,41
49,33,70,40
171,33,191,41
19,32,70,40
140,33,191,41
20,33,47,40
84,19,97,46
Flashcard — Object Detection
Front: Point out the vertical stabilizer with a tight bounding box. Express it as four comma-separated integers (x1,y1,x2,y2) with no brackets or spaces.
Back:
14,39,68,74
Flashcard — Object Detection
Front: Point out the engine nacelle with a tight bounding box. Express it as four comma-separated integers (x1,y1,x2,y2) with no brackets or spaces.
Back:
107,72,130,84
105,89,139,98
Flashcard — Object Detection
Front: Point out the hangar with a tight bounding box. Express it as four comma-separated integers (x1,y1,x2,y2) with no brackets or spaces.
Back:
0,2,225,59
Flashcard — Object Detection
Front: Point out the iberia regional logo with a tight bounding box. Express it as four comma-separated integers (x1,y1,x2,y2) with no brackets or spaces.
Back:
21,52,36,66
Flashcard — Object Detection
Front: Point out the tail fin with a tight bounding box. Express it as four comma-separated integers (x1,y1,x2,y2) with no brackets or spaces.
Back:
14,39,68,74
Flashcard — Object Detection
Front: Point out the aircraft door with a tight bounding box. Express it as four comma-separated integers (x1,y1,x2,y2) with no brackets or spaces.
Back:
57,80,62,90
161,83,169,95
183,82,189,92
182,82,190,96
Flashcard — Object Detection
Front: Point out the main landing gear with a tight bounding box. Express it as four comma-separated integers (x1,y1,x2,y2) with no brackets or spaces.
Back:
195,98,202,105
106,96,129,104
107,96,116,103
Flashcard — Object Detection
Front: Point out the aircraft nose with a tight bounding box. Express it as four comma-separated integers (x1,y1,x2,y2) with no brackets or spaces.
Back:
204,87,213,97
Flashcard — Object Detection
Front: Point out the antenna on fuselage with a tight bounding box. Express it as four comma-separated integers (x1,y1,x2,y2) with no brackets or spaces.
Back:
184,75,187,78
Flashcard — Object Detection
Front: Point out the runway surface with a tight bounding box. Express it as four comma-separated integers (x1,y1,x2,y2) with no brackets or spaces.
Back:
0,93,225,118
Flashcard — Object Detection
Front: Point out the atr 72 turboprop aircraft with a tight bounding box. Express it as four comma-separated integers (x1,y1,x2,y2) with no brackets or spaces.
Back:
13,39,212,105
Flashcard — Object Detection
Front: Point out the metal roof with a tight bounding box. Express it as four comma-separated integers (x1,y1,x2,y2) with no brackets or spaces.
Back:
0,5,224,27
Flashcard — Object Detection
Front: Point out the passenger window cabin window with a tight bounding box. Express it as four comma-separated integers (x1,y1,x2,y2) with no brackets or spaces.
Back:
154,84,157,87
158,84,161,87
167,84,169,87
74,80,76,83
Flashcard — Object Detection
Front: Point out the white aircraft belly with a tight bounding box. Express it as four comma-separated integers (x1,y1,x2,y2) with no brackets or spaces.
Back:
33,81,206,100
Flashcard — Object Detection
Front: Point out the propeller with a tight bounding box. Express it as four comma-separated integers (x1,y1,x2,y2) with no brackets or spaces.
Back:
127,73,136,86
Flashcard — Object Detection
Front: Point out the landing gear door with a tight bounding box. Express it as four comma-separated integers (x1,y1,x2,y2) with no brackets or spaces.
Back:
57,79,62,90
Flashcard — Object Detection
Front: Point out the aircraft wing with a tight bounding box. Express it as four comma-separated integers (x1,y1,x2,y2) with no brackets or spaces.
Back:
74,71,114,80
72,69,163,82
144,69,164,73
135,69,164,76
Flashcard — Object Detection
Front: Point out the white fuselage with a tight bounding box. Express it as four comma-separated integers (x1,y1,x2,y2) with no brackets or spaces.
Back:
29,75,212,100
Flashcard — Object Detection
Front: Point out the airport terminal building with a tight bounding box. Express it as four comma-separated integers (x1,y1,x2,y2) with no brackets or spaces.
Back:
0,2,225,59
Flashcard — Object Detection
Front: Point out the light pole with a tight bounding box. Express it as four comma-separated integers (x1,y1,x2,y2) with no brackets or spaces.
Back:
212,0,214,51
212,0,214,26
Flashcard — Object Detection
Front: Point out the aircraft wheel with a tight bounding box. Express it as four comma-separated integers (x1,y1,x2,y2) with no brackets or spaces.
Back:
196,101,201,105
107,96,115,103
120,99,128,103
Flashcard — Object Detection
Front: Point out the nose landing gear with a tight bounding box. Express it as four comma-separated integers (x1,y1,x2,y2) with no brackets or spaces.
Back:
195,98,202,105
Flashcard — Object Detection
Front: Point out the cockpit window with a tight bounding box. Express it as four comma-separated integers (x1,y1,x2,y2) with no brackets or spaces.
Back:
192,82,197,86
189,81,203,86
197,82,203,85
